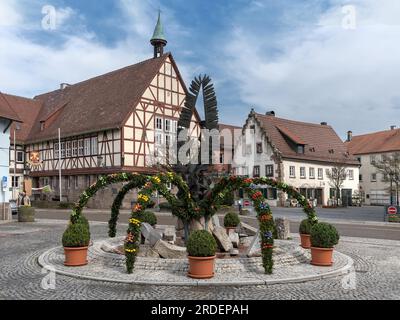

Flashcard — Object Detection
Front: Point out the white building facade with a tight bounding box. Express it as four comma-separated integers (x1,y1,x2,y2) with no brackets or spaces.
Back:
346,128,400,206
233,110,360,207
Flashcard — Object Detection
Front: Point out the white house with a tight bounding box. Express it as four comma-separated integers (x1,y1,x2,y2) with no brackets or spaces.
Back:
346,127,400,205
233,110,360,207
0,92,22,220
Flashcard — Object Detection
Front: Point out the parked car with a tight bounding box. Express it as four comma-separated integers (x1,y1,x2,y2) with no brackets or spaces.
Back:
10,200,18,215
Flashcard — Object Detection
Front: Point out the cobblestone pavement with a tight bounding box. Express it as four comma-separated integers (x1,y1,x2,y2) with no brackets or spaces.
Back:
1,220,399,300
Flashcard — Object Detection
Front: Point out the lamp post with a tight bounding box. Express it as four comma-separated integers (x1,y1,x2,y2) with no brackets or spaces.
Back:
13,123,21,201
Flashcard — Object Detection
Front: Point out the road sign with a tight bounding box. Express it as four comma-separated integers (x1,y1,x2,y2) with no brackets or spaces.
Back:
387,206,398,215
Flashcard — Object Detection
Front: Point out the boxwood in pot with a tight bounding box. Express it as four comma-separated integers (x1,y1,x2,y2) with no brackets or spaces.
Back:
186,230,217,279
310,222,340,266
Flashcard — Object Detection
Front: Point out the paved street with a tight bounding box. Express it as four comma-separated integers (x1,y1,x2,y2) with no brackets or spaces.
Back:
0,220,399,300
30,206,400,241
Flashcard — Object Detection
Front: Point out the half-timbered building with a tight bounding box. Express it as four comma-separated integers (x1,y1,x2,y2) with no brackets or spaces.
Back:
5,14,201,208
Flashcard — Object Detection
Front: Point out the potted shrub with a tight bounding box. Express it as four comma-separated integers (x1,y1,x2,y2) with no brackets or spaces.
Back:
299,219,314,249
310,222,340,266
18,205,35,222
62,216,91,267
224,212,240,234
187,230,217,279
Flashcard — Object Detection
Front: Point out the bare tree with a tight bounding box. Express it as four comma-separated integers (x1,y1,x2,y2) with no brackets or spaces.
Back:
373,152,400,205
327,162,348,206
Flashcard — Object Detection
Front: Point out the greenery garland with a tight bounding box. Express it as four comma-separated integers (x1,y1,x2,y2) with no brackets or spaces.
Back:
69,172,318,275
205,176,319,274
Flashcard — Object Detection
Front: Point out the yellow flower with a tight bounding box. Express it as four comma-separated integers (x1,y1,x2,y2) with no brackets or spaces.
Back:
125,248,136,253
129,218,141,226
138,194,149,202
152,176,161,184
167,172,174,179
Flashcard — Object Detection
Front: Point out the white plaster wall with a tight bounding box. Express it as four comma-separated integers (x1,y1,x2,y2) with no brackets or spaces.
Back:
0,119,11,205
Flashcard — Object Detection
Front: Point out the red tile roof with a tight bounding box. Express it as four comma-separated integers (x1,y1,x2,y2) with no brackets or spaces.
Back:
346,128,400,155
0,92,22,122
25,53,172,143
2,94,42,143
252,112,359,165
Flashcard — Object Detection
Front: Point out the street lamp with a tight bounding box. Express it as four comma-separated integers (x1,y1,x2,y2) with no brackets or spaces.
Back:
13,123,21,200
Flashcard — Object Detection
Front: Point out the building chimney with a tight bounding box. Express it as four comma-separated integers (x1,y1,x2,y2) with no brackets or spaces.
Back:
347,130,353,142
265,111,275,116
60,83,70,90
321,122,328,126
390,125,397,130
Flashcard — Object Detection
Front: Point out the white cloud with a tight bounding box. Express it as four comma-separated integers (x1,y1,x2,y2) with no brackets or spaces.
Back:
221,0,400,137
0,0,189,99
0,0,22,27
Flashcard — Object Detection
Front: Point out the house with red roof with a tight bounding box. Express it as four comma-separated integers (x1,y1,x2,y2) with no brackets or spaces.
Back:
1,15,202,208
346,127,400,205
233,110,360,207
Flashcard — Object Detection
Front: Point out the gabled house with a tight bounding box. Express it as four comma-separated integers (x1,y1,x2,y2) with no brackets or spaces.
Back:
346,127,400,205
233,110,360,207
3,15,201,208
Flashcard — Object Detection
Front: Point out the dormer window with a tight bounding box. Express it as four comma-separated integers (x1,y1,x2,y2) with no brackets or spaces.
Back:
297,145,305,154
40,122,45,131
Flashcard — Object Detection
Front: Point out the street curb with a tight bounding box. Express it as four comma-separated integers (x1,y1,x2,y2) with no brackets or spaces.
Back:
37,246,354,287
237,215,400,228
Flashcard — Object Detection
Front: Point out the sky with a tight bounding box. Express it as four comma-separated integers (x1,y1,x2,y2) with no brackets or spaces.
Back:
1,0,400,140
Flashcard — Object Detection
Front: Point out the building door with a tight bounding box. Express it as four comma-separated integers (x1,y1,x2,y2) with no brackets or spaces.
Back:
341,189,353,207
315,188,323,205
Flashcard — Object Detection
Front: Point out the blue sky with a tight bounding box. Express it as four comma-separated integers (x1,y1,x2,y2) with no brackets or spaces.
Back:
1,0,400,139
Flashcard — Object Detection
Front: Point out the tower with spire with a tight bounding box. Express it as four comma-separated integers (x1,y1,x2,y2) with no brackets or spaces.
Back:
150,12,167,58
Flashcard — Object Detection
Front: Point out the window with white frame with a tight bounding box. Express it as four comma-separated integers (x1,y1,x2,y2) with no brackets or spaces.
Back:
84,139,90,156
348,169,354,180
155,132,163,145
66,141,71,158
172,120,178,133
371,173,377,182
318,168,323,180
266,165,274,177
289,166,296,178
165,119,171,132
54,143,59,158
60,142,66,158
253,165,260,177
78,140,85,157
16,151,24,163
12,176,19,188
309,167,315,179
72,141,78,157
300,167,306,178
91,137,98,155
156,117,163,130
165,134,171,147
370,155,376,164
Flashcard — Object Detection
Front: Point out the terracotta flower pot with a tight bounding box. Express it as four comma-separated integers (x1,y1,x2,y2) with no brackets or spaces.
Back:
188,256,216,279
64,246,89,266
300,234,311,249
310,247,334,266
